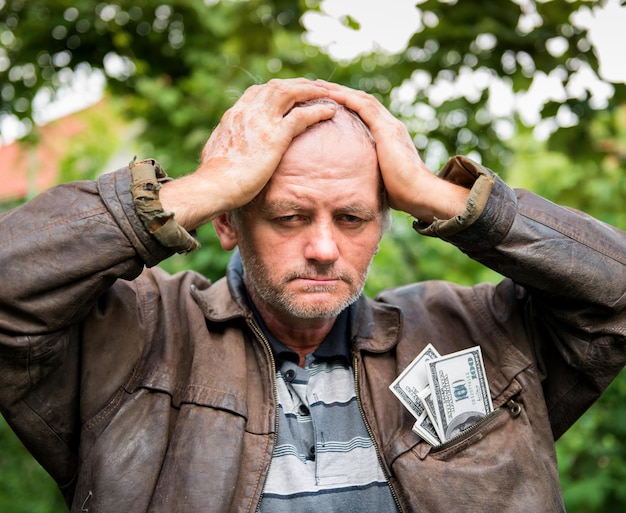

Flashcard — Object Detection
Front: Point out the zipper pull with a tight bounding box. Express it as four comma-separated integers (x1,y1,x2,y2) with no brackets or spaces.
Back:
506,398,522,417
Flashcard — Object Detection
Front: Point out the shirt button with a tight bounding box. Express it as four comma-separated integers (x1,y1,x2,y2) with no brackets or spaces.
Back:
299,404,310,416
283,369,296,382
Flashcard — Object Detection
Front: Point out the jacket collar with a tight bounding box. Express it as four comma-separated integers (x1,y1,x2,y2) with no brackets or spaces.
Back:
349,294,402,355
190,250,402,355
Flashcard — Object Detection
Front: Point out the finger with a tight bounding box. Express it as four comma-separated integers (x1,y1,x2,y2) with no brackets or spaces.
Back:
319,82,423,165
245,78,331,116
316,82,392,127
281,102,338,137
315,80,367,102
326,91,402,146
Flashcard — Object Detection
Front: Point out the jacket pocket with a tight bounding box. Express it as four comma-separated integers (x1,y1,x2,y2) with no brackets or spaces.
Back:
390,381,565,512
427,396,522,460
388,377,565,511
408,377,523,461
420,379,523,460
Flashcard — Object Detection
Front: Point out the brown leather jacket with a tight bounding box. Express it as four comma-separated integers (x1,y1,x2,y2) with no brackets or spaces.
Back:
0,157,624,512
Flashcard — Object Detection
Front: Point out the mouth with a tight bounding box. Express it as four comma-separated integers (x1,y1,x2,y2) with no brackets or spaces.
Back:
294,277,341,287
285,268,353,290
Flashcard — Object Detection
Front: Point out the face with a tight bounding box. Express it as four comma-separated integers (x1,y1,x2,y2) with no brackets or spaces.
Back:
219,115,383,324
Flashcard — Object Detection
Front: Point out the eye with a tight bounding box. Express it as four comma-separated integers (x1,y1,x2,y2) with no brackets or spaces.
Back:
275,214,307,225
336,214,366,226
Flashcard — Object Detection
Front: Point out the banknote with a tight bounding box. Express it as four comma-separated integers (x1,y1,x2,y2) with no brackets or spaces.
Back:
389,343,440,420
426,346,493,441
390,344,442,445
418,385,444,441
412,410,440,446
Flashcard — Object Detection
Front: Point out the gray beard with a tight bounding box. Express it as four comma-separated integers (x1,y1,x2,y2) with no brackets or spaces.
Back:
239,247,369,320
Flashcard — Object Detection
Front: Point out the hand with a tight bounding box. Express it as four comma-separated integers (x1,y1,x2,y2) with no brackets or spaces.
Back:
321,81,469,222
160,78,336,230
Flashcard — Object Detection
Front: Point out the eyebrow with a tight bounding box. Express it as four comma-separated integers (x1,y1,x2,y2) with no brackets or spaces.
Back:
339,203,378,220
260,202,304,216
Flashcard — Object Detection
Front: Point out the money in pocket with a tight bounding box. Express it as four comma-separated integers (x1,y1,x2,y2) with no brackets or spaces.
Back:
390,344,493,445
426,346,494,441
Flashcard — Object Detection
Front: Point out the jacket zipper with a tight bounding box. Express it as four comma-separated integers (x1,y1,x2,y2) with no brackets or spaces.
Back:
430,398,522,453
249,322,410,513
248,320,279,513
354,356,404,513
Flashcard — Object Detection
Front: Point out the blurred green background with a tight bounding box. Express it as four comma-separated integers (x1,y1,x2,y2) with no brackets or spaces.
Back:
1,1,625,511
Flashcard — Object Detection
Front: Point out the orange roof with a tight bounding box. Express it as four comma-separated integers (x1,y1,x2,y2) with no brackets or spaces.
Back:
0,103,102,201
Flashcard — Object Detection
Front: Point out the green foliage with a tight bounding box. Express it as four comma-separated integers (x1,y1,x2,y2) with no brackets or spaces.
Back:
367,213,502,298
56,96,130,183
557,371,626,513
1,1,625,512
506,116,626,230
0,416,66,512
504,110,626,513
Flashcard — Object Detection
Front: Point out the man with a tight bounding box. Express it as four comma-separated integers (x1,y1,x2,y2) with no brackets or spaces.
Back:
0,78,624,513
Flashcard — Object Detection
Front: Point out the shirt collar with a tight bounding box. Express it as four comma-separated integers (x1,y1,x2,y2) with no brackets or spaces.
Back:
244,286,352,366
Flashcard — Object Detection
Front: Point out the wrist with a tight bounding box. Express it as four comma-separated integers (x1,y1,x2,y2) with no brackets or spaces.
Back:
159,174,226,232
406,174,470,223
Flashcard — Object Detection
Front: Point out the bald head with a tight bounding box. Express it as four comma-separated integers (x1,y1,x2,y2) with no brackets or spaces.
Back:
229,97,390,232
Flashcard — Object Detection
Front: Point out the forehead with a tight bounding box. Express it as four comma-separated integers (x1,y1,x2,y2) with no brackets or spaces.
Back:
259,120,380,208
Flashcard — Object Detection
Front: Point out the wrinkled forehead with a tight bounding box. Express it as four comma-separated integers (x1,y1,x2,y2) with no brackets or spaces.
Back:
264,112,382,205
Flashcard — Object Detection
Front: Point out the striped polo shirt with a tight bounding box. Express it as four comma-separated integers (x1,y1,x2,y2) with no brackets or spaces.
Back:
250,304,399,513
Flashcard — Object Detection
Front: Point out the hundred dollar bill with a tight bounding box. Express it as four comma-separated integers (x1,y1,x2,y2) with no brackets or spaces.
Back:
389,343,440,420
412,411,441,446
426,346,493,442
418,385,444,441
389,344,442,445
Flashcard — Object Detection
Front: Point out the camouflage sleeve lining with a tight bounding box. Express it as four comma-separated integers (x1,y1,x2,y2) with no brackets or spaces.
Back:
129,158,199,254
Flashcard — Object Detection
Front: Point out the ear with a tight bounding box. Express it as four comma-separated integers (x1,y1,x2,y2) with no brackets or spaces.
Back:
213,213,239,251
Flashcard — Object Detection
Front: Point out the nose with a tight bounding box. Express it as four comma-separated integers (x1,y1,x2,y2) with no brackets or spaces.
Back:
303,220,340,264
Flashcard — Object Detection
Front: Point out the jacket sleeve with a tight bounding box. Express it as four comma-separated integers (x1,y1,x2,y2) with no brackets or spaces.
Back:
0,164,175,494
417,156,626,438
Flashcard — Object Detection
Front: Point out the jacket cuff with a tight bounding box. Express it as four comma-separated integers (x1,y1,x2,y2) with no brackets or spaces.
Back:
97,165,179,267
414,156,517,250
129,158,199,254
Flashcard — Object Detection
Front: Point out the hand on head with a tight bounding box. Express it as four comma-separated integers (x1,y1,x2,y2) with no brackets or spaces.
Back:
319,80,469,222
199,79,338,209
160,78,469,231
160,78,336,230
